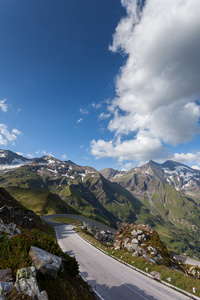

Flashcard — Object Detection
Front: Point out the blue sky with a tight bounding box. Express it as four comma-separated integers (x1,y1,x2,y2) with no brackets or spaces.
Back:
0,0,200,171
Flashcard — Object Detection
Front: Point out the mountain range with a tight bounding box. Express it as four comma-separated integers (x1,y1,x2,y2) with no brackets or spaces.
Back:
0,149,200,257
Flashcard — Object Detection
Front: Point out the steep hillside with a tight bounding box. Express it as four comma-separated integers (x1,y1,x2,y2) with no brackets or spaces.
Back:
0,187,96,300
0,150,144,228
6,187,78,216
0,187,52,233
101,161,200,257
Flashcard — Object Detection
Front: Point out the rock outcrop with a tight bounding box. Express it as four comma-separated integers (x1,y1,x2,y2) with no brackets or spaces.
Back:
29,246,62,279
15,267,48,300
113,222,177,267
0,205,45,230
0,218,21,236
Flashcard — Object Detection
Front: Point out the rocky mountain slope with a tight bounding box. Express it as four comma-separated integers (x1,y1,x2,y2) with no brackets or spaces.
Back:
0,150,144,228
101,160,200,200
101,160,200,256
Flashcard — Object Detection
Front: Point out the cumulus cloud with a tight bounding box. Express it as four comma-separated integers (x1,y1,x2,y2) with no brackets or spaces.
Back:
61,154,67,160
26,153,34,158
91,0,200,164
172,152,200,166
0,99,8,113
16,152,24,156
192,165,200,171
36,150,53,157
91,131,168,162
0,124,22,145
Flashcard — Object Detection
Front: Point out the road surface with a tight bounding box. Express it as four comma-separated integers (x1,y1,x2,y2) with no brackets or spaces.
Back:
51,222,192,300
171,252,200,268
42,214,117,233
43,214,200,267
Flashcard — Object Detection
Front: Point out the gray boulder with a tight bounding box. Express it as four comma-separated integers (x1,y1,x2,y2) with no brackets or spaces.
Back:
29,246,62,278
0,219,21,236
143,254,156,264
131,230,138,237
0,281,13,300
131,238,139,244
150,271,161,281
132,251,139,257
15,267,48,300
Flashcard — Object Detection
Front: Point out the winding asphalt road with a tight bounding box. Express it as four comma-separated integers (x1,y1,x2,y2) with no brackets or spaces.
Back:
43,214,117,233
43,216,193,300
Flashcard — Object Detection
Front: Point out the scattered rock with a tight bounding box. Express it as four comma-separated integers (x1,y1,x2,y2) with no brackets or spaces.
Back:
132,251,139,257
188,266,200,279
82,223,114,245
193,287,197,294
113,240,121,250
29,246,62,279
143,254,156,264
131,238,139,244
150,271,161,281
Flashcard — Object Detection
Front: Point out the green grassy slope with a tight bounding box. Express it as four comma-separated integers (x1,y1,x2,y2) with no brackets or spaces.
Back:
6,187,78,216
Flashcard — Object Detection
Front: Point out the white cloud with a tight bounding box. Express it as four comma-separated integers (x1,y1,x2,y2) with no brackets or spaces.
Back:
12,128,22,135
0,99,8,113
80,108,89,115
172,152,200,166
98,112,111,120
91,0,200,163
36,150,53,157
91,102,102,109
62,154,67,160
16,152,24,156
26,153,34,158
77,118,83,123
192,165,200,171
0,124,22,145
122,162,135,171
91,131,168,162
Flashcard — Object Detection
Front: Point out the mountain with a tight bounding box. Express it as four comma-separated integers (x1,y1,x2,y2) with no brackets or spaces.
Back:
0,150,144,228
2,150,200,257
159,160,200,199
0,149,30,170
101,160,200,256
101,160,200,200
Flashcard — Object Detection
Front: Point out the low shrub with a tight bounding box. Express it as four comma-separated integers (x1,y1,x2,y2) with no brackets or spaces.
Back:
0,229,78,277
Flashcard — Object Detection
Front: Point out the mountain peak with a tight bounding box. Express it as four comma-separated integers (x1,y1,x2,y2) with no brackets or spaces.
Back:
0,149,30,169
